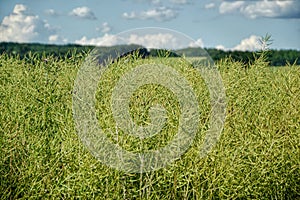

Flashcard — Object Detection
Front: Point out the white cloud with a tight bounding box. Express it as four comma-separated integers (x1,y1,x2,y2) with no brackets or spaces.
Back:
205,3,215,9
96,22,112,33
219,1,245,14
0,4,56,43
14,4,27,14
122,7,178,21
212,35,263,52
242,0,299,19
48,34,67,43
69,6,97,20
74,33,189,49
214,35,262,52
215,45,226,51
232,35,261,51
219,0,300,19
75,34,121,46
49,34,59,42
126,33,182,49
123,12,135,19
189,38,204,48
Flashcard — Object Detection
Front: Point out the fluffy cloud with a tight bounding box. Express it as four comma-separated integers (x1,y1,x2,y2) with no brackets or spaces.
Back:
96,22,112,33
214,36,262,51
189,38,204,48
0,4,56,43
69,6,97,20
205,3,215,9
75,33,189,49
75,33,262,52
75,34,121,46
126,33,182,49
219,1,245,14
219,0,300,19
48,34,67,43
123,7,178,21
232,35,261,51
215,45,226,51
242,0,300,19
49,34,59,42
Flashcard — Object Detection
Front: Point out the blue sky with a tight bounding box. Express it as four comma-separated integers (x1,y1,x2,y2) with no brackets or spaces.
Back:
0,0,299,50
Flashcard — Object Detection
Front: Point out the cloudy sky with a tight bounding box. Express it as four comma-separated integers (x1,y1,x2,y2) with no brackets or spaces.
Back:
0,0,299,51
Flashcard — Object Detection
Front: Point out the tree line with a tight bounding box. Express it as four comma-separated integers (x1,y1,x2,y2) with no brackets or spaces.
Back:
0,42,299,66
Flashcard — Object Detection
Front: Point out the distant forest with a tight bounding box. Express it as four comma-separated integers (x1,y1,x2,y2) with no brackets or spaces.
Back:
0,42,299,66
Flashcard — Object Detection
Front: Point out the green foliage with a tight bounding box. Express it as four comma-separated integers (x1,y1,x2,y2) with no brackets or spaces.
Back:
259,33,273,52
1,42,299,66
149,49,180,57
0,52,299,199
0,42,94,59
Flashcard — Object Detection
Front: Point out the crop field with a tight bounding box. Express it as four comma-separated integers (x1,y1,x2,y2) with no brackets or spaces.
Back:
0,51,299,199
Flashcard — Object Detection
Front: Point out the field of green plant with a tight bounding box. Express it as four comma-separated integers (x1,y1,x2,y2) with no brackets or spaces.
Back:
0,51,299,199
